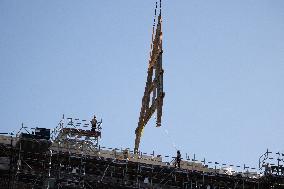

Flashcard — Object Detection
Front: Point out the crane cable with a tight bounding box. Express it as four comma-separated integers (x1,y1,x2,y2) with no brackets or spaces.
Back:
149,0,161,60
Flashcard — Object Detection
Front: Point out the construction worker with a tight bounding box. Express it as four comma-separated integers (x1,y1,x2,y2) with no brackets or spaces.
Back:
91,115,97,131
176,150,181,168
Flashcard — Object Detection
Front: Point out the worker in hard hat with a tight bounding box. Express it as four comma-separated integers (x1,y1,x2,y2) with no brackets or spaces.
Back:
91,115,97,131
175,150,181,168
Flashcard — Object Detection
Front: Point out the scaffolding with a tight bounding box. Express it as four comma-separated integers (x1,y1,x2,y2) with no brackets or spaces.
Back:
0,117,284,189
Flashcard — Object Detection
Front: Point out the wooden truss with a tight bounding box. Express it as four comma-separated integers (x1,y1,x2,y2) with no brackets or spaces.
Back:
134,9,164,153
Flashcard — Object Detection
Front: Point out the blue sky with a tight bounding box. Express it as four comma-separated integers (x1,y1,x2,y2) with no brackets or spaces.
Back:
0,0,283,170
